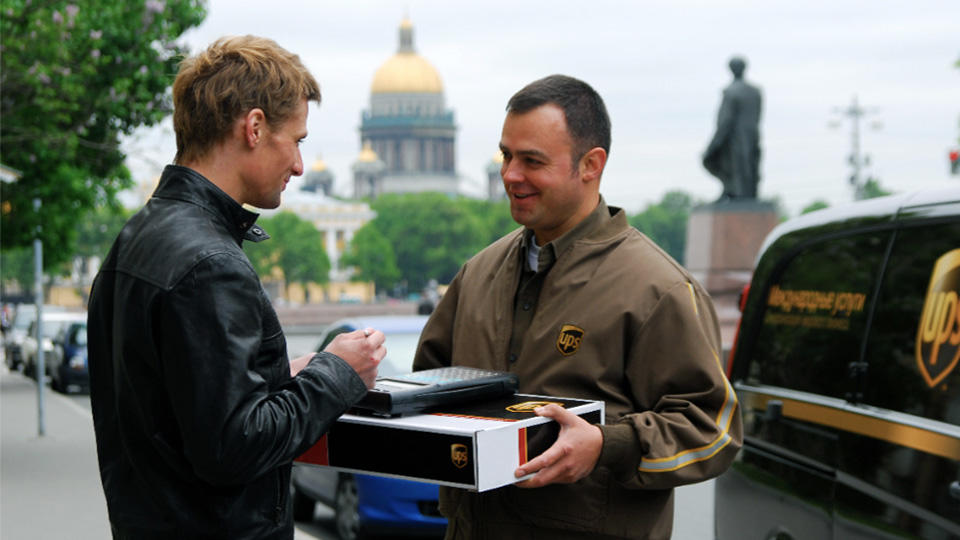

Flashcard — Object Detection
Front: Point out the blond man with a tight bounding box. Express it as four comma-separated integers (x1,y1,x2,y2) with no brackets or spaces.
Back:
88,36,385,539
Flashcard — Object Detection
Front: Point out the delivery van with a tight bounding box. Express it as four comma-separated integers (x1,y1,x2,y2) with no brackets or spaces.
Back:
715,188,960,539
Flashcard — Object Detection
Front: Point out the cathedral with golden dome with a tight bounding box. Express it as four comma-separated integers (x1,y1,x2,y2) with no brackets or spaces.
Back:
353,17,459,198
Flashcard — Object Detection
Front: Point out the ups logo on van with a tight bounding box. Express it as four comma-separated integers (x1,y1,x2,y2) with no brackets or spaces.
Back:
916,248,960,388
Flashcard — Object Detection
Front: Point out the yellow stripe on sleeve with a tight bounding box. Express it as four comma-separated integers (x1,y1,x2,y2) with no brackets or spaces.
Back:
638,284,739,474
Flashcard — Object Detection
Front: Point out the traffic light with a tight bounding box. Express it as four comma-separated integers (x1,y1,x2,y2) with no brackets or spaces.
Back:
950,149,959,176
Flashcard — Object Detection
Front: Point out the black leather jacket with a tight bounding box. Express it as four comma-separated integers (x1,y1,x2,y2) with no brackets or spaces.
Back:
88,165,366,539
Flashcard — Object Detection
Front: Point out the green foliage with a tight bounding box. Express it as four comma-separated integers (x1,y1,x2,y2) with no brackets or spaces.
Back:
245,212,331,291
74,204,132,260
861,178,893,199
340,224,400,293
369,193,512,292
0,247,35,298
0,202,128,296
455,197,518,241
628,190,696,264
0,0,206,270
801,200,830,215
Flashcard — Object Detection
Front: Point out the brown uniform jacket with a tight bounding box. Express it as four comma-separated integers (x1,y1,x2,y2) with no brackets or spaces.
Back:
414,200,742,539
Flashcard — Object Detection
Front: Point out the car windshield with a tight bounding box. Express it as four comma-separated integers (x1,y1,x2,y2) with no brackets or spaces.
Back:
13,310,35,330
42,321,70,339
74,327,87,346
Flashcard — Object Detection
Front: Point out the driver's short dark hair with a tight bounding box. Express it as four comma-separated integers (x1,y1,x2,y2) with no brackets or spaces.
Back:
506,74,611,163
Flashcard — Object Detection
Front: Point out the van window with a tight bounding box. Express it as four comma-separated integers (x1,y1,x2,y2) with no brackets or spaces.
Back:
863,221,960,423
747,231,889,398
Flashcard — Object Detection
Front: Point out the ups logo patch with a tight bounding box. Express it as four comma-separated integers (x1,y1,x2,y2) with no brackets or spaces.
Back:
450,444,468,469
556,324,585,356
916,248,960,388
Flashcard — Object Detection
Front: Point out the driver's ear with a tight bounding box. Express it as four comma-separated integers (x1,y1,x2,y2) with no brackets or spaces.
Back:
579,147,607,183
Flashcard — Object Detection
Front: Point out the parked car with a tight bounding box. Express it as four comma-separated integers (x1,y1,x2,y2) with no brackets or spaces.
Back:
715,189,960,539
3,304,35,370
48,320,89,393
22,311,86,380
3,304,65,370
291,315,446,540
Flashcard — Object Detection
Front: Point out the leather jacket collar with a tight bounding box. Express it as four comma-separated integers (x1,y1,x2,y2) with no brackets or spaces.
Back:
153,165,270,245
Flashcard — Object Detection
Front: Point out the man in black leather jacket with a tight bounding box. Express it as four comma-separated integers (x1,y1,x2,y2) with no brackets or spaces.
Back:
87,36,385,539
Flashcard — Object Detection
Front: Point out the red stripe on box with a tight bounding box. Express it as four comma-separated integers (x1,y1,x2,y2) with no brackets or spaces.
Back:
295,434,329,465
518,427,528,465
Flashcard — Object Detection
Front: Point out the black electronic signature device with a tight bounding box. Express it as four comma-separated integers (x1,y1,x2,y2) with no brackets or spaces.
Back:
351,366,519,417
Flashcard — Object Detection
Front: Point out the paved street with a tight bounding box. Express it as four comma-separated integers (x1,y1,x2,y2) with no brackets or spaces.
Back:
0,366,336,540
1,367,110,539
1,344,713,540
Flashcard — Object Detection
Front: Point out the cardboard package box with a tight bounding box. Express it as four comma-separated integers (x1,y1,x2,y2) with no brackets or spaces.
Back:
295,393,604,492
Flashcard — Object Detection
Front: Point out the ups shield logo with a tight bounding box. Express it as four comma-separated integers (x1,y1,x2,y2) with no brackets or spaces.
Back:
506,400,563,413
556,324,585,356
916,248,960,388
451,443,468,469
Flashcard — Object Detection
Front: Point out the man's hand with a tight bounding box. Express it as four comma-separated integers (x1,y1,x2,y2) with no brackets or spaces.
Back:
322,327,386,388
514,404,603,488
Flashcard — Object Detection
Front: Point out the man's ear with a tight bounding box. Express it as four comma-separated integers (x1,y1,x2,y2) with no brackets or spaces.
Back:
579,147,607,183
243,108,267,149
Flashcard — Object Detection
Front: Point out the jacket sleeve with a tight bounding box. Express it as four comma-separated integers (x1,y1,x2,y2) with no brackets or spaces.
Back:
159,251,366,486
596,280,742,490
412,264,465,372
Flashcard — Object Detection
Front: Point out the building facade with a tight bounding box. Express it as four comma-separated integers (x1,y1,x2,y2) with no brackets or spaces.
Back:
259,186,376,283
486,152,506,201
302,157,335,196
354,17,459,198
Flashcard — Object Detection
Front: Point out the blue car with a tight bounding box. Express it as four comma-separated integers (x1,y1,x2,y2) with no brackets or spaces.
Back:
49,319,89,394
291,315,446,539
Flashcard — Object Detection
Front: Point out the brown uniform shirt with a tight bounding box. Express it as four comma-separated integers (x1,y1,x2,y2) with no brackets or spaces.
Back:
415,198,742,539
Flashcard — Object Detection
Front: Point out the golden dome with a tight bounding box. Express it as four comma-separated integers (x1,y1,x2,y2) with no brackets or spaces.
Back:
357,141,379,163
310,158,327,172
371,55,443,94
370,18,443,94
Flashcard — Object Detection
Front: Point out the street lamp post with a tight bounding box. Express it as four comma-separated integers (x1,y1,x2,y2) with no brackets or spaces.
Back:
830,95,882,201
33,197,46,437
1,164,46,436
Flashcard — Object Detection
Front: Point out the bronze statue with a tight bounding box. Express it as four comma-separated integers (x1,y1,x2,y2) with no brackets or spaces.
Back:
703,56,762,200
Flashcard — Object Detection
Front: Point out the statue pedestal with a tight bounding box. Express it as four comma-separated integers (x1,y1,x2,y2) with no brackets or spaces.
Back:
684,200,778,349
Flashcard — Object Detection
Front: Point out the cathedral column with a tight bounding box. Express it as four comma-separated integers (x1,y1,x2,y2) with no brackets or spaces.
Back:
324,229,338,271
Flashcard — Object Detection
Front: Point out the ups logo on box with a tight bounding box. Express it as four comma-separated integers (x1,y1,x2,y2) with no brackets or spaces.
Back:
506,401,563,413
450,444,468,469
916,248,960,388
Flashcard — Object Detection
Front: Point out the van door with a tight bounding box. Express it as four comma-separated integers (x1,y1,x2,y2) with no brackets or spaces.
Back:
851,217,960,539
718,228,890,540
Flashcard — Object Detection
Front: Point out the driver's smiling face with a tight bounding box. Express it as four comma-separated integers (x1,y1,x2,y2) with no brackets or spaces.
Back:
499,104,591,246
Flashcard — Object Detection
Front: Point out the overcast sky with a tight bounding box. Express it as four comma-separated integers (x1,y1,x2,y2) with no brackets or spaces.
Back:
121,0,960,216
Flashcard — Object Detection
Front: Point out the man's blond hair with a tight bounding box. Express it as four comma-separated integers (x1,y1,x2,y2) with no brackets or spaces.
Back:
172,35,320,164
